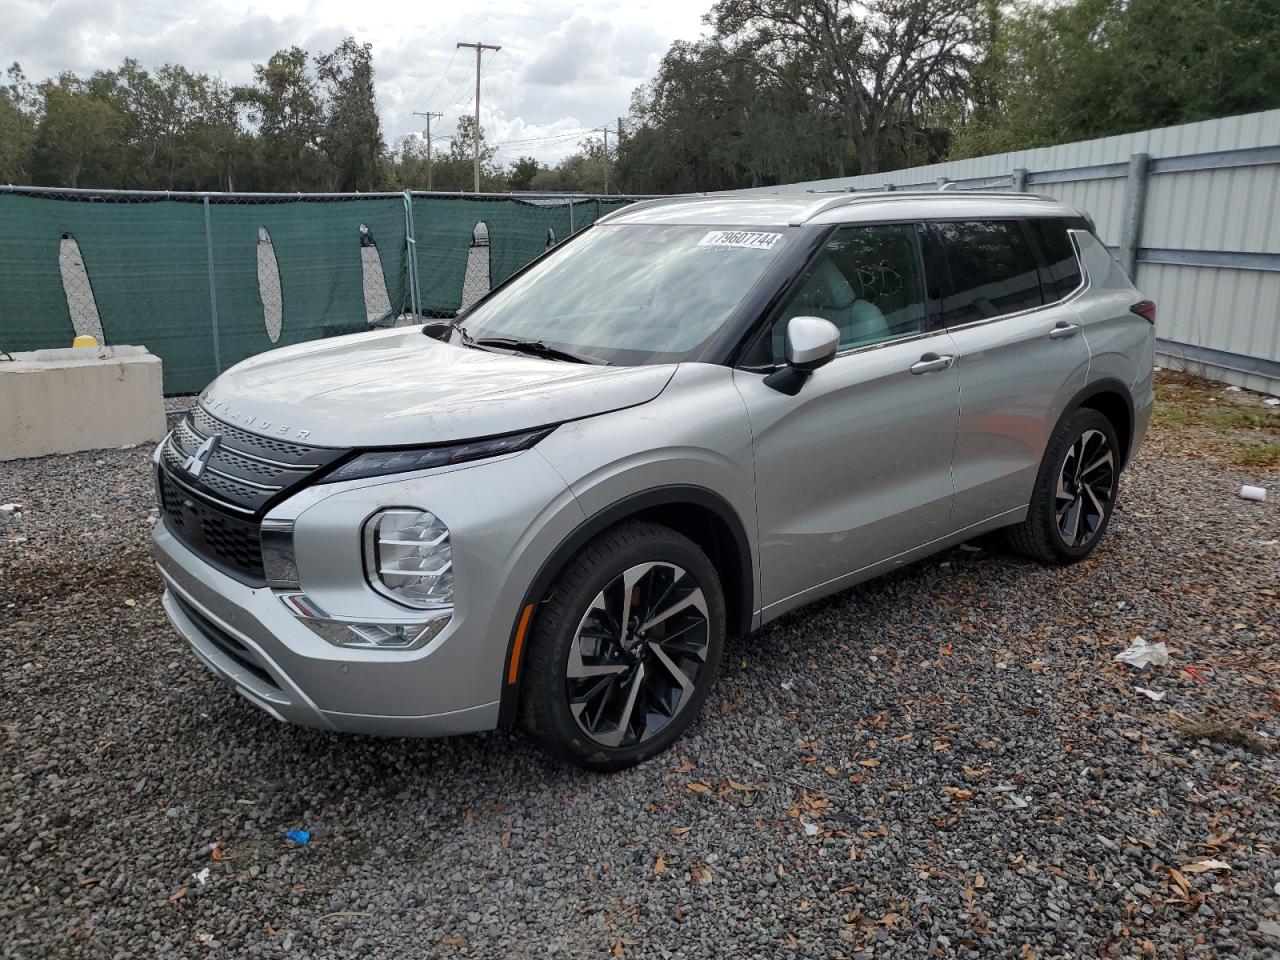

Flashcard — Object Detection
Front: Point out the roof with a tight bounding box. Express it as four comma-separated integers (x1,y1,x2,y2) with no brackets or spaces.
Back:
601,192,1082,227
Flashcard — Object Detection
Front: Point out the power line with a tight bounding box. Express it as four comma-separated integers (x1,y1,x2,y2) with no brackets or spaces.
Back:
421,48,460,112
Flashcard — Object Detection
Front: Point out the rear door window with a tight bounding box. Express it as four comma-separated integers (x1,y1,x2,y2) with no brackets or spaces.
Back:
930,220,1045,325
1026,218,1084,301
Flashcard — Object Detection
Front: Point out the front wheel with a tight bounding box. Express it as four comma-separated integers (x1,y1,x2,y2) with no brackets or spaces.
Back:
520,521,725,771
1007,408,1121,565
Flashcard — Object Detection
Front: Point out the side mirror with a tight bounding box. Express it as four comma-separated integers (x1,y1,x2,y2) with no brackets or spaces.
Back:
765,316,840,395
421,321,454,341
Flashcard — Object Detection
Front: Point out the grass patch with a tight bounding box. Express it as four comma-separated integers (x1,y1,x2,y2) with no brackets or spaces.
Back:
1234,443,1280,468
1151,371,1280,472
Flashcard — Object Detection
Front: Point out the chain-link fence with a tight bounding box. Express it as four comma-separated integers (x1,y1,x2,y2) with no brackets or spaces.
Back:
0,187,648,393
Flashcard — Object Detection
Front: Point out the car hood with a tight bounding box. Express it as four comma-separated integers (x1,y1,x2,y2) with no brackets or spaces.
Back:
197,328,677,448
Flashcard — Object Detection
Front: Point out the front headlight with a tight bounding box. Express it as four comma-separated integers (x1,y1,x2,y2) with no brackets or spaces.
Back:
320,427,553,484
363,508,453,608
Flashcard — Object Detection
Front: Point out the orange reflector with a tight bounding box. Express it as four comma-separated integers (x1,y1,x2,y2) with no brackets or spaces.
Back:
507,604,535,685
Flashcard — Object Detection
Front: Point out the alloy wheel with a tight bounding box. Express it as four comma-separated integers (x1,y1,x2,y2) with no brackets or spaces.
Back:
565,562,710,748
1055,428,1115,547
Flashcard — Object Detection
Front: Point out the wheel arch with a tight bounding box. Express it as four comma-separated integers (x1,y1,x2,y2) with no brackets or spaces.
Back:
497,485,755,727
1064,378,1135,468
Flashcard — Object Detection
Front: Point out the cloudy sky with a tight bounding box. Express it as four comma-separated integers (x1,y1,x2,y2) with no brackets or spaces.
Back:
4,0,710,164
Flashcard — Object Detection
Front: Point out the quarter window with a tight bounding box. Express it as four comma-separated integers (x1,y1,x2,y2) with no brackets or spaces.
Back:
772,223,926,361
1026,218,1084,301
930,220,1044,325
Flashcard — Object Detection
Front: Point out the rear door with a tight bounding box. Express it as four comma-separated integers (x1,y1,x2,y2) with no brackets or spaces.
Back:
734,222,960,617
930,218,1091,527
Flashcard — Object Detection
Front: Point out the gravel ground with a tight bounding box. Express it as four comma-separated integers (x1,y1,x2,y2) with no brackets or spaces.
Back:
3,387,1279,958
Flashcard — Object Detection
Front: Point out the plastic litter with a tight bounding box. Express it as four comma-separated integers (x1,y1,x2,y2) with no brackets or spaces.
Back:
285,829,310,845
1134,686,1166,702
1114,636,1169,669
0,503,20,513
192,867,210,886
1265,397,1280,407
1239,485,1267,502
802,820,819,837
1225,386,1242,392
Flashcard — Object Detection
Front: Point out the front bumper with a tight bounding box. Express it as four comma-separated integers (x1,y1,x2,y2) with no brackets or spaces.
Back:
151,448,585,737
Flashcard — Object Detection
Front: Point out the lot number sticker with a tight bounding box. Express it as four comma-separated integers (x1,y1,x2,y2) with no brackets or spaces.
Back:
697,230,783,251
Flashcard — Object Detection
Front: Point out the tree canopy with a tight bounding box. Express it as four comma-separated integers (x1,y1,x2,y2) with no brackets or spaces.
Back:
2,0,1277,195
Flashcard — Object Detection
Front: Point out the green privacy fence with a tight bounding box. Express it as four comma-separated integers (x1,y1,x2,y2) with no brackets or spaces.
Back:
0,187,639,394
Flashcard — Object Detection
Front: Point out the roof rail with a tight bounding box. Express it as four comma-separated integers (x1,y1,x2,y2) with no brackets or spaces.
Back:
787,190,1055,226
595,194,706,224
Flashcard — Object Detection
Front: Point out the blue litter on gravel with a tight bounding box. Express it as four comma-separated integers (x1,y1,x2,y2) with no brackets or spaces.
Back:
285,829,310,845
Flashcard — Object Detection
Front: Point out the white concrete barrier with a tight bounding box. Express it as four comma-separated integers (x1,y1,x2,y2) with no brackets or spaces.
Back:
0,345,167,461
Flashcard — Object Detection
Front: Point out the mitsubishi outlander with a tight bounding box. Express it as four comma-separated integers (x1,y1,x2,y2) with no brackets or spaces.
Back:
152,192,1155,770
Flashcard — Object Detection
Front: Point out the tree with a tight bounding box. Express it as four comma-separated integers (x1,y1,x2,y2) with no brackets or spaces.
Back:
952,0,1280,157
507,155,541,191
708,0,982,175
315,37,383,191
0,64,37,183
30,76,124,187
235,47,327,190
528,137,613,192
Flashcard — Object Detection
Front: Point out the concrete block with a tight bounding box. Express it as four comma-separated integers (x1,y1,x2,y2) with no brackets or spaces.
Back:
0,345,167,461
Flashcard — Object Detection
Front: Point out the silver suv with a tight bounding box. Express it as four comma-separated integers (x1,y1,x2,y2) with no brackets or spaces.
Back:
152,192,1154,770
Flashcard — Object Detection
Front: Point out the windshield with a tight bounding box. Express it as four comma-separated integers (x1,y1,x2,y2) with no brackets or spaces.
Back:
456,223,796,365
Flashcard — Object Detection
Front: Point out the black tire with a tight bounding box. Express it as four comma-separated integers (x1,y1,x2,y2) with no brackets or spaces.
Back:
520,521,726,772
1007,407,1121,565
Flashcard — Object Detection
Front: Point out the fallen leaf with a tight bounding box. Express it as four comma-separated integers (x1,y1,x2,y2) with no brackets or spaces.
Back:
685,782,712,795
653,851,667,876
858,759,880,768
671,826,691,837
675,760,695,774
943,786,974,801
1181,859,1230,874
168,885,188,902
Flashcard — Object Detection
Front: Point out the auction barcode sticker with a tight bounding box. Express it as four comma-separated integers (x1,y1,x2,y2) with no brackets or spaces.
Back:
697,230,783,251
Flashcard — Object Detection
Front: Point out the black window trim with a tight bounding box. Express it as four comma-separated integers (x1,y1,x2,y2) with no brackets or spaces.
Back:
730,212,1096,369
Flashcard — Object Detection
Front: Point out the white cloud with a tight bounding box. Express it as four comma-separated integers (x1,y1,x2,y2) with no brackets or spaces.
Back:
1,0,709,165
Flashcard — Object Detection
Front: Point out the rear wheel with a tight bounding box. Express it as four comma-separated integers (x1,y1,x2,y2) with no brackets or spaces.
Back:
1007,408,1120,564
520,521,725,771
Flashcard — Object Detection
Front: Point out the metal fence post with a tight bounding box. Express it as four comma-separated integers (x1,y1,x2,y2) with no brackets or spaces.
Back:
1012,167,1028,192
201,194,222,374
403,191,422,319
568,198,575,235
1118,153,1151,279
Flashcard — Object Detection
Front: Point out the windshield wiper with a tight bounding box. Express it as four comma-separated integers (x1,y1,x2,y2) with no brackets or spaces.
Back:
471,336,610,365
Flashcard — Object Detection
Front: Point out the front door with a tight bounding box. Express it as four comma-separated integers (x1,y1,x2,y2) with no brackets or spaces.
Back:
734,222,961,617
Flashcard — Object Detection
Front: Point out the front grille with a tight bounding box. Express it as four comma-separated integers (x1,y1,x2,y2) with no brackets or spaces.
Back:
165,408,343,514
158,405,347,580
159,470,266,581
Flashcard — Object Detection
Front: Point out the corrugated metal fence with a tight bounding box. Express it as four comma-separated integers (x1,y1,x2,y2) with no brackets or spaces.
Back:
733,110,1280,395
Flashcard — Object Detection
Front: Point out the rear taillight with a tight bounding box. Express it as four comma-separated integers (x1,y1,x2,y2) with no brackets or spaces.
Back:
1130,300,1156,324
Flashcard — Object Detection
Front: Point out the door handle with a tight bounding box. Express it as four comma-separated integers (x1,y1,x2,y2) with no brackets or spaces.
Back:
1049,321,1080,339
910,352,954,375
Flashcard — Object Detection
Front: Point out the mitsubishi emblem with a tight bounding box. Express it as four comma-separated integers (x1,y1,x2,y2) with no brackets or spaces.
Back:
184,435,221,480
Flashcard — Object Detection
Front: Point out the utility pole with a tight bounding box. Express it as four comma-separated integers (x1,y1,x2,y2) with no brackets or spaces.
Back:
456,41,501,192
413,110,443,191
594,125,611,194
